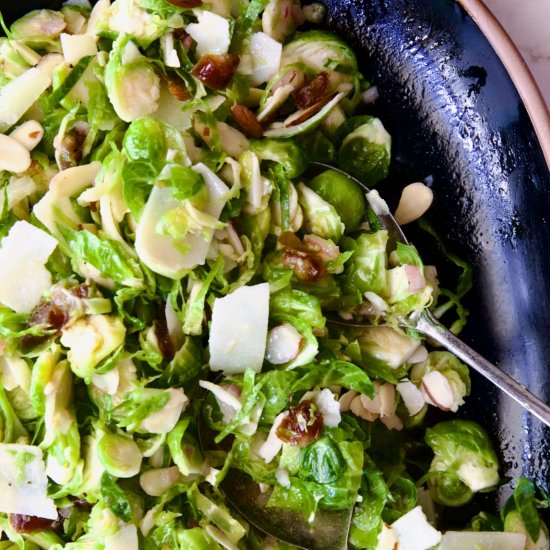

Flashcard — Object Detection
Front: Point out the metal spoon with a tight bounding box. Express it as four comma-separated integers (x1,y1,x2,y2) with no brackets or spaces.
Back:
197,408,353,550
311,161,550,428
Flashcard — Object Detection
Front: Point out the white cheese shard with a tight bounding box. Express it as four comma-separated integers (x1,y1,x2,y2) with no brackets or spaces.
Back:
105,524,139,550
0,443,58,519
60,33,98,66
438,531,526,550
186,11,230,56
0,220,57,313
248,32,282,86
135,163,230,279
301,388,341,427
258,412,286,463
209,283,270,373
0,68,51,133
391,506,442,550
396,380,426,416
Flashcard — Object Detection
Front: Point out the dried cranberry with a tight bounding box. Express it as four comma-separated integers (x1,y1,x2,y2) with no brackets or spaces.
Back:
293,72,329,109
154,303,175,361
191,54,240,90
56,123,88,170
276,400,324,447
280,248,327,282
167,0,203,7
9,514,58,533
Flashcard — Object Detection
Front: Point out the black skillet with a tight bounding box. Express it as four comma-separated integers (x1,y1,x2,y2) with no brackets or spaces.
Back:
7,0,550,528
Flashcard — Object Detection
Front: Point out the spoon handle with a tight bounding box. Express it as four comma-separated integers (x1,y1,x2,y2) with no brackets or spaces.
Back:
416,313,550,427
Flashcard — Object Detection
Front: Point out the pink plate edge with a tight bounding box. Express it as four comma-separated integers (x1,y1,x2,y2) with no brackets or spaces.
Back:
458,0,550,170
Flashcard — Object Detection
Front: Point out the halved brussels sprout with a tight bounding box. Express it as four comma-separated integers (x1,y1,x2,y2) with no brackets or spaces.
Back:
11,10,66,46
298,183,344,242
425,419,499,507
97,432,143,478
281,30,357,90
338,117,391,186
105,36,160,122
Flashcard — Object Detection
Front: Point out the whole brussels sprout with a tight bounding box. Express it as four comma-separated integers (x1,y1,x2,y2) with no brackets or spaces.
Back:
425,419,499,507
250,139,308,178
338,117,391,186
307,169,366,232
10,10,66,46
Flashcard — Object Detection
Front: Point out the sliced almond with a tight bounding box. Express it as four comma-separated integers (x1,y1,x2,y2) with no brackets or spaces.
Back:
283,92,337,127
394,182,434,225
380,413,404,431
49,161,102,197
421,371,455,411
339,389,358,412
140,466,184,496
0,134,32,174
266,323,304,364
360,381,382,414
396,381,426,416
9,120,44,151
407,345,428,364
379,383,396,417
350,394,378,421
258,412,286,463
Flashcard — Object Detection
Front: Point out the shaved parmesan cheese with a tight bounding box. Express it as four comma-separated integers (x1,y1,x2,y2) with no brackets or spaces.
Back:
396,381,426,416
135,163,229,278
0,444,57,519
258,412,286,463
391,506,442,550
0,221,57,313
186,11,230,56
374,523,399,550
60,33,98,66
105,524,139,550
0,67,51,133
365,189,390,216
439,532,526,550
248,32,282,86
456,460,499,492
209,283,270,373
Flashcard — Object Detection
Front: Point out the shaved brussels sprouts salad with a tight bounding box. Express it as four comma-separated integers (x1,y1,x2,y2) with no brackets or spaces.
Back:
0,0,548,549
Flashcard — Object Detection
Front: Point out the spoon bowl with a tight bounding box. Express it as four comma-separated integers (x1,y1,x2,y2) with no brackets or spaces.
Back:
197,402,353,550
